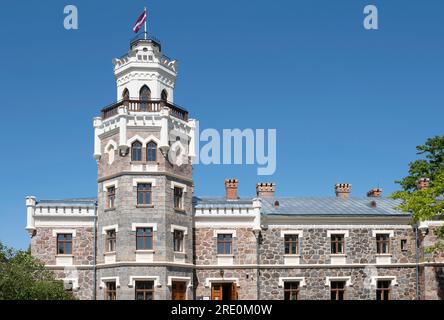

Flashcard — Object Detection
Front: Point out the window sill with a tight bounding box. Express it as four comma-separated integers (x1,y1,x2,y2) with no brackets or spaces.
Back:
330,253,347,257
284,254,301,257
174,251,186,255
376,253,392,257
104,208,116,212
135,250,155,253
217,254,234,257
136,204,154,208
130,161,145,165
174,208,186,213
104,251,116,256
56,254,74,257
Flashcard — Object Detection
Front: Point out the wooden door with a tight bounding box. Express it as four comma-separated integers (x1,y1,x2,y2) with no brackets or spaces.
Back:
230,283,238,300
211,284,223,300
172,281,187,300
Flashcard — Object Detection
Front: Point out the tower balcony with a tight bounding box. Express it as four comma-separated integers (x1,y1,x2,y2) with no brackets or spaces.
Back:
100,99,189,121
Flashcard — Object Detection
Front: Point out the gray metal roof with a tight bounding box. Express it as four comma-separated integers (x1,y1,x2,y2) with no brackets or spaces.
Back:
193,197,253,209
261,197,409,216
36,198,97,207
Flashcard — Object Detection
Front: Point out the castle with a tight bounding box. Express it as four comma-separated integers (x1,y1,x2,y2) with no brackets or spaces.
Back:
25,33,444,300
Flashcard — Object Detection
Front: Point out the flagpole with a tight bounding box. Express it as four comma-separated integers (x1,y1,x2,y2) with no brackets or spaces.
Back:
144,7,147,39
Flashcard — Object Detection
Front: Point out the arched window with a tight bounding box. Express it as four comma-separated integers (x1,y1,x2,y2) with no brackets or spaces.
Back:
161,89,168,101
122,88,130,107
147,141,157,162
131,141,142,161
139,85,151,111
122,88,129,100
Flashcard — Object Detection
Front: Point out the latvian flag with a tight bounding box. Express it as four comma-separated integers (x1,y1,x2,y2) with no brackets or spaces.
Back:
133,9,147,33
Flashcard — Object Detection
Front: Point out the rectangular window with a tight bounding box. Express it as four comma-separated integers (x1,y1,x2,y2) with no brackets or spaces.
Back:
284,282,300,300
217,234,232,254
107,186,116,209
376,280,391,300
136,227,153,250
173,230,184,252
137,183,152,205
330,281,346,300
376,234,390,254
284,235,299,255
57,234,72,255
401,239,408,251
135,281,154,300
105,281,117,300
106,229,116,252
331,234,345,254
173,187,183,210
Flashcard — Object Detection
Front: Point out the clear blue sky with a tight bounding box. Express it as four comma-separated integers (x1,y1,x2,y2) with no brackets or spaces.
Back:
0,0,443,249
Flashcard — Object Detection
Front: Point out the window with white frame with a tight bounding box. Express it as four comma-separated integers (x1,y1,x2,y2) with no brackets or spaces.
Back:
106,229,116,252
173,186,183,210
107,186,116,209
331,234,345,254
284,234,299,255
173,230,184,252
376,234,390,254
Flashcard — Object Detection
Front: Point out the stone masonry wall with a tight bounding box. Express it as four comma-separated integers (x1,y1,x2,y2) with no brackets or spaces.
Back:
31,227,94,266
260,227,416,265
259,267,417,300
194,228,257,265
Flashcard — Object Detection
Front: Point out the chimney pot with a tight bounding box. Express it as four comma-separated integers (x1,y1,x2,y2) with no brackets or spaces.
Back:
416,178,430,190
256,182,276,198
225,179,239,200
367,188,382,198
335,183,351,199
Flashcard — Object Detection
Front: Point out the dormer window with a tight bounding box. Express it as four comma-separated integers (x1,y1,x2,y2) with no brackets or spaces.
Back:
131,141,142,161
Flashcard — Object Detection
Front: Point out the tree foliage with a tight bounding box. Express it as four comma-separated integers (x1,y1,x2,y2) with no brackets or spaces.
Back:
391,135,444,252
0,242,75,300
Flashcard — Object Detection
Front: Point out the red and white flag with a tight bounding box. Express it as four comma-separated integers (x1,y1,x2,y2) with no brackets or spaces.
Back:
133,9,147,33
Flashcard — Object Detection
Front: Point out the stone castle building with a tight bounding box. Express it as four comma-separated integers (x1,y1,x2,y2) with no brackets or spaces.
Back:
25,33,444,300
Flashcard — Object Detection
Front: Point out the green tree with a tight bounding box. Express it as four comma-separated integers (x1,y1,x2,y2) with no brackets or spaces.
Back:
0,242,75,300
392,135,444,252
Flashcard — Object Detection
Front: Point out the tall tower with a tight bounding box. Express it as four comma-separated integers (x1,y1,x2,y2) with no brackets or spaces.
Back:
93,34,196,300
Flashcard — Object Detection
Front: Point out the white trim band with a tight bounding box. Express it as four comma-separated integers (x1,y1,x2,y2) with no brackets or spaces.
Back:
170,224,188,235
213,229,237,238
52,229,76,237
128,276,161,288
325,276,353,287
170,181,187,192
327,230,350,237
132,223,158,231
103,180,119,192
133,178,157,187
372,230,394,237
100,276,120,289
102,224,119,234
167,276,192,287
278,277,306,287
204,277,240,287
280,230,304,237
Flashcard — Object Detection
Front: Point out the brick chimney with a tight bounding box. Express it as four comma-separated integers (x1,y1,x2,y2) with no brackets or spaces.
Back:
367,187,382,198
335,183,351,199
256,183,276,198
416,178,430,190
225,179,239,200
